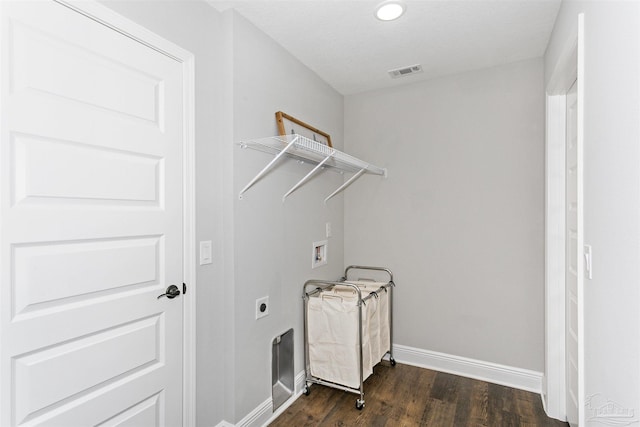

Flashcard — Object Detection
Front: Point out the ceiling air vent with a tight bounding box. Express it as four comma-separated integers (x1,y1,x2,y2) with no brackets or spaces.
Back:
388,64,423,79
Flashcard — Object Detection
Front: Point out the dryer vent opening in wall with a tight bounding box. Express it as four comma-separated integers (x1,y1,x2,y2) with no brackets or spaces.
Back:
388,64,423,79
272,328,294,411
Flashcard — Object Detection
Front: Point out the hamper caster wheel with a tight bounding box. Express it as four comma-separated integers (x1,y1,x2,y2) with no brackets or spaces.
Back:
390,358,396,366
355,400,365,410
303,385,310,396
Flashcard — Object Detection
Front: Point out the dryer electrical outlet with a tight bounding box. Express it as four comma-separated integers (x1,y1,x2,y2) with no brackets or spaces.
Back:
256,296,269,319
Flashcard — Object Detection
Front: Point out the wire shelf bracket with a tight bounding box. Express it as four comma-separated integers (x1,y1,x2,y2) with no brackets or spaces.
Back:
237,134,386,203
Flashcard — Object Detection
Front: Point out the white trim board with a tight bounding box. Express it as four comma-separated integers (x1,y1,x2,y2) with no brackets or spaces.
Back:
235,371,306,427
543,12,584,423
392,344,543,394
236,399,272,427
544,91,567,420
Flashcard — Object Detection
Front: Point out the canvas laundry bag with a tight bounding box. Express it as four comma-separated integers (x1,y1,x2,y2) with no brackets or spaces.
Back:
307,285,375,388
352,281,390,362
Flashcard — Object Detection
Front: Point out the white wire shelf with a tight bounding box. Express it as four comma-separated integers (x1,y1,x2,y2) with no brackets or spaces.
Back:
237,134,387,202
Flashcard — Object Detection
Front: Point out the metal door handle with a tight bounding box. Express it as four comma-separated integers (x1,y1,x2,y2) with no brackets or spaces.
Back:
157,284,181,299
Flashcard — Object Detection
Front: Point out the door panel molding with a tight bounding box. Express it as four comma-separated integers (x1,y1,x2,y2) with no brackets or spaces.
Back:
0,1,196,425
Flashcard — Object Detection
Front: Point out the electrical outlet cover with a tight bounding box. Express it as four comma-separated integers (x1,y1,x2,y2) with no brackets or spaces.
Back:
256,296,269,319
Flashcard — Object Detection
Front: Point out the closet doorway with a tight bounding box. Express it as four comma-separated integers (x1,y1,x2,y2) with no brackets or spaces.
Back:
544,13,584,426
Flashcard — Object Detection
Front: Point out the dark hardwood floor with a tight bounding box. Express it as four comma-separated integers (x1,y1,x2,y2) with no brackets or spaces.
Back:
269,362,568,426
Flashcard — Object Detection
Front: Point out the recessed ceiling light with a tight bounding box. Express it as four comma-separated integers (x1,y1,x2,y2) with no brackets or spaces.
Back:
375,1,406,21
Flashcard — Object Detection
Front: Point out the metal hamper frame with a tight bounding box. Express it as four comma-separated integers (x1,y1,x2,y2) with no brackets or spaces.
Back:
302,265,396,410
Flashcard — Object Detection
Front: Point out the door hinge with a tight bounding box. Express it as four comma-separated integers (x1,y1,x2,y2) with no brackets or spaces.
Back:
183,283,187,295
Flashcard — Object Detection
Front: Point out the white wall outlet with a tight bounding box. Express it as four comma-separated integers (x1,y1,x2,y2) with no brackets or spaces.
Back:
312,240,328,269
326,222,332,238
256,296,269,319
199,240,212,265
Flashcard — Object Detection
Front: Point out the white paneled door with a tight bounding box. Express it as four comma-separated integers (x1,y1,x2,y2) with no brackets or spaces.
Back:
0,2,185,426
565,79,580,427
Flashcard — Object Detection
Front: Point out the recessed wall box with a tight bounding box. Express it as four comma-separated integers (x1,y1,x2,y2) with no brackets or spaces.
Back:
312,240,328,269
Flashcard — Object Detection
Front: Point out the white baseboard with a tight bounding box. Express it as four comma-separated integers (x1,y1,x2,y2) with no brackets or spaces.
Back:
214,422,234,427
233,371,306,427
235,398,271,427
392,344,543,393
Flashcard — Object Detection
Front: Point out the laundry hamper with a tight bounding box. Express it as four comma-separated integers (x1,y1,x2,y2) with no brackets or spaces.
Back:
302,266,395,410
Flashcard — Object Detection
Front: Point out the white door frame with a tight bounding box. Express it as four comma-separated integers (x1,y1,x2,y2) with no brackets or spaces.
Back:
54,1,197,425
544,13,584,423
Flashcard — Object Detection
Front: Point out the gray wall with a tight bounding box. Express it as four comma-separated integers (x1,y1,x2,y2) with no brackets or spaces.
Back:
97,2,228,425
97,3,346,425
224,11,345,422
344,58,545,371
61,1,640,424
545,0,640,416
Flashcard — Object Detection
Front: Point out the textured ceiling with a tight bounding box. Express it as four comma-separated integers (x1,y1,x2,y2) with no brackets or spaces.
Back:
208,0,561,95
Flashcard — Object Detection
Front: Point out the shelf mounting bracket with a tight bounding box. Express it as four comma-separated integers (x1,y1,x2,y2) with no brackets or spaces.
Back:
282,151,334,201
324,168,367,203
239,136,299,199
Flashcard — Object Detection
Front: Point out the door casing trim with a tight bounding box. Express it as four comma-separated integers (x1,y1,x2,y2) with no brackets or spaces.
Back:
544,12,584,424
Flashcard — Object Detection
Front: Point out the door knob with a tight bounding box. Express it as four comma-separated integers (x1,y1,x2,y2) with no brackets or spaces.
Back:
157,284,181,299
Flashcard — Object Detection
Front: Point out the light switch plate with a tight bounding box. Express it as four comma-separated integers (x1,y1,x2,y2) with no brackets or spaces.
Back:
199,240,212,265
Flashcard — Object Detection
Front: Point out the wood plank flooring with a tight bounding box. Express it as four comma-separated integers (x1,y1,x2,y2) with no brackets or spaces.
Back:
269,362,568,426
